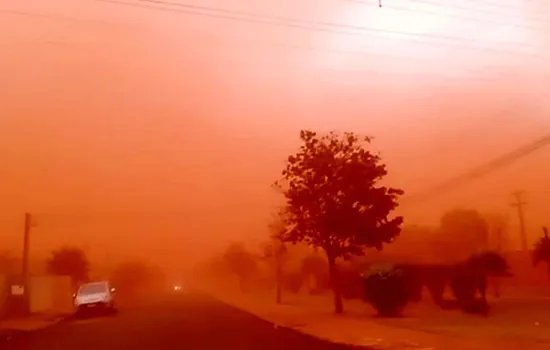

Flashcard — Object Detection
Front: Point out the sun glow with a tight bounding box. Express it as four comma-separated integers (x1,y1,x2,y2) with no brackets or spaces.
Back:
319,0,542,77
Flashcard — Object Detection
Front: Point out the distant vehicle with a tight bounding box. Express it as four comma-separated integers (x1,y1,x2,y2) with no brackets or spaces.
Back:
173,284,182,291
73,281,117,315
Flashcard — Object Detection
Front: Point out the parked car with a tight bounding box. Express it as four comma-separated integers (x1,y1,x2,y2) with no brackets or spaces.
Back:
73,281,117,316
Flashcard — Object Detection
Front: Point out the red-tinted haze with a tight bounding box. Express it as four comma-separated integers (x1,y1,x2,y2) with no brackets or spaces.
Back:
1,0,549,272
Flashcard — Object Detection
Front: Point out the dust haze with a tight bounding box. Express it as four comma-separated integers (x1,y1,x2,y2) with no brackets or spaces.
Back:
1,0,549,276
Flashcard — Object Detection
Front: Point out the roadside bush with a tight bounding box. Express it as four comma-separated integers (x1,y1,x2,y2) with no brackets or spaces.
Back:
362,265,411,317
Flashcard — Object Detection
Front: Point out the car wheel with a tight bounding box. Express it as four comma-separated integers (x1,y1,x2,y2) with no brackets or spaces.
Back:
107,302,117,315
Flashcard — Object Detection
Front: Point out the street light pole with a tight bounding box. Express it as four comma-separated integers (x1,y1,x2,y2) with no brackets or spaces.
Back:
21,213,32,314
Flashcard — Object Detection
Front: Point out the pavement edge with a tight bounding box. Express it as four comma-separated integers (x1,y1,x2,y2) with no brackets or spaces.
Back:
200,289,372,349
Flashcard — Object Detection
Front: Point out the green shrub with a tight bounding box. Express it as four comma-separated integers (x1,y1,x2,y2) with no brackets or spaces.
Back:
362,264,411,317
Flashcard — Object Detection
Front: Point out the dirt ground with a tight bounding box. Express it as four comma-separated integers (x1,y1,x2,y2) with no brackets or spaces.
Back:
368,294,550,344
201,276,550,349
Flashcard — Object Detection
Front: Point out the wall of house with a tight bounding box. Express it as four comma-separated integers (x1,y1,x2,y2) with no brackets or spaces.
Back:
29,275,73,314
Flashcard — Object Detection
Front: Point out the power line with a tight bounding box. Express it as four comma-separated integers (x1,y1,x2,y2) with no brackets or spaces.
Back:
140,0,550,28
136,0,545,52
4,8,537,85
93,0,548,60
358,0,550,23
404,131,550,204
438,0,549,17
344,0,549,32
0,9,127,27
6,2,548,72
2,8,533,82
2,17,519,78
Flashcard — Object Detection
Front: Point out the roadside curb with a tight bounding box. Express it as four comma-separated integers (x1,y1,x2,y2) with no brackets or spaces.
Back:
0,314,71,345
0,313,70,332
201,289,373,349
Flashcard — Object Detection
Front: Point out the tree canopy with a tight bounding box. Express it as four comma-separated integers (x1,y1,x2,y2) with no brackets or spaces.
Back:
277,130,403,259
276,130,404,312
46,247,90,285
223,242,258,291
533,227,550,274
437,209,489,261
264,209,289,260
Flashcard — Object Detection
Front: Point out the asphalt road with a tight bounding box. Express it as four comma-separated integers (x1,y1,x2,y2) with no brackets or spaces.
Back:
1,291,363,350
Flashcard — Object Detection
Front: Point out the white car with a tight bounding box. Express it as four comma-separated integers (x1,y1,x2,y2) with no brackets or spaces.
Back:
74,281,117,315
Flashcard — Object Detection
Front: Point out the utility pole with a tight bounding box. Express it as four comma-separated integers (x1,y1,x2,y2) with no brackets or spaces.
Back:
493,226,503,298
22,213,31,277
511,191,528,252
21,212,32,315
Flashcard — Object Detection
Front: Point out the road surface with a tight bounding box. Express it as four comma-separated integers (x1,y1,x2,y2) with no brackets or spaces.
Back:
1,291,363,349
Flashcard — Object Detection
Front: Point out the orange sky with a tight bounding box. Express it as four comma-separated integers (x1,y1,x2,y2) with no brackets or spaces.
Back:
1,0,549,271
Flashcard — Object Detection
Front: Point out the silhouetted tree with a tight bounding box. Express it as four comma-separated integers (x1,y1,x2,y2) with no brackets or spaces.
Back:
436,209,489,262
264,209,289,303
483,213,510,297
387,225,438,261
223,243,258,292
533,227,550,275
47,247,90,286
197,256,227,280
276,130,404,313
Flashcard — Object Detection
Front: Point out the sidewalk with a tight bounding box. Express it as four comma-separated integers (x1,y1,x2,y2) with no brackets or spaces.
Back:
202,282,550,350
0,313,68,332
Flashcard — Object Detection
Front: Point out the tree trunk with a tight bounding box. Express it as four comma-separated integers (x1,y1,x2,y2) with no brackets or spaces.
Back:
275,262,282,304
493,278,501,298
327,253,343,314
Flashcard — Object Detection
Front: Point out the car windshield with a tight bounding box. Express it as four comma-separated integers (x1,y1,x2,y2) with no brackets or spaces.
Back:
79,283,107,295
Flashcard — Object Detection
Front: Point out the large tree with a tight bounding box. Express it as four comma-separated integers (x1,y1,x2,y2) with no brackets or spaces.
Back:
264,209,289,303
47,247,90,286
533,227,550,275
276,130,404,313
437,209,489,262
223,242,258,292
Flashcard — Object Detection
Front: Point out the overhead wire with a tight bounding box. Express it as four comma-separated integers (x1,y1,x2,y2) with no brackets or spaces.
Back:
143,0,545,53
0,7,534,70
403,131,550,205
137,0,550,28
5,1,548,77
355,0,550,24
3,2,549,207
2,4,537,86
93,0,549,60
344,0,549,31
0,8,128,27
440,0,549,17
